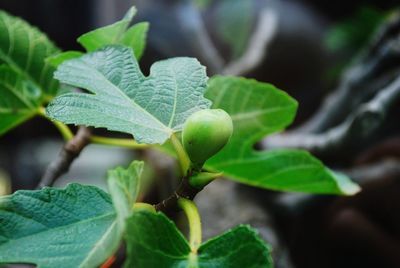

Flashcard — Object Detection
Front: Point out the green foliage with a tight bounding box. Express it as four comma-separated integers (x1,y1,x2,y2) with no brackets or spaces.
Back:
46,45,211,144
46,7,148,69
125,210,272,268
46,51,84,68
0,10,59,134
0,184,120,268
0,6,149,136
205,76,360,195
326,7,387,53
324,7,387,80
0,65,41,134
119,22,149,60
215,0,254,59
77,7,148,60
193,0,213,9
0,5,362,267
107,160,143,229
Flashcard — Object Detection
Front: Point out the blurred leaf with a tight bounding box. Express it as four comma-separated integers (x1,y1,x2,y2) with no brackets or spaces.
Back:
125,210,272,267
326,6,387,53
0,10,60,135
46,45,211,144
78,7,136,52
0,65,41,135
215,0,254,59
120,22,149,60
0,184,121,268
205,76,360,195
193,0,213,9
46,51,84,68
107,161,143,229
77,6,148,60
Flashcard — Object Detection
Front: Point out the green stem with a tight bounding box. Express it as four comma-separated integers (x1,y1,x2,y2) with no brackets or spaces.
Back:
133,202,156,213
178,198,202,252
90,135,149,149
37,107,74,141
170,133,191,175
189,171,222,189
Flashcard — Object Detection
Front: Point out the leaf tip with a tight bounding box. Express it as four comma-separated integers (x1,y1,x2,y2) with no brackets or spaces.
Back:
329,169,361,195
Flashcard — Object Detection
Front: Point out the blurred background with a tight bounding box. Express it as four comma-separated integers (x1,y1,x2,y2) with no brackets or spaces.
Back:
0,0,400,267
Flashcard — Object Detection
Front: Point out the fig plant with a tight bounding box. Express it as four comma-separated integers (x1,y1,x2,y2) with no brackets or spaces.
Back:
0,6,360,268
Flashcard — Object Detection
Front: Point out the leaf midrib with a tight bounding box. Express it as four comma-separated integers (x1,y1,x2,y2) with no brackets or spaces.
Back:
82,61,171,134
230,106,294,121
0,212,116,246
167,63,179,128
0,108,33,114
79,219,118,267
0,17,39,90
0,12,57,97
0,79,35,109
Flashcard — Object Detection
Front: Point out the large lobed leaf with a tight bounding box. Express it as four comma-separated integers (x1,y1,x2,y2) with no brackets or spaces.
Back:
205,76,360,195
0,160,144,267
125,210,272,268
0,10,60,135
0,184,119,268
47,45,211,144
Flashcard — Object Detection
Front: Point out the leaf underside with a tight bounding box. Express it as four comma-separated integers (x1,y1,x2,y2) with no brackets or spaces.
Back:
205,76,360,195
125,210,272,268
47,45,211,144
0,184,120,268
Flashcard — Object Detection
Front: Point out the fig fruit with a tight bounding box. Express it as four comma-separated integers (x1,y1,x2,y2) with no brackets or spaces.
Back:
182,109,233,169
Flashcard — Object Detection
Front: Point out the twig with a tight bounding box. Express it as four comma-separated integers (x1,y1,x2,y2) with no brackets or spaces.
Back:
36,127,91,189
355,137,400,164
222,9,278,76
154,172,201,214
263,74,400,155
343,159,400,184
176,2,225,74
263,12,400,156
298,12,400,133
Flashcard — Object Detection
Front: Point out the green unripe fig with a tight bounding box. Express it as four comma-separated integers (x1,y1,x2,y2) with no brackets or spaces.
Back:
182,109,233,169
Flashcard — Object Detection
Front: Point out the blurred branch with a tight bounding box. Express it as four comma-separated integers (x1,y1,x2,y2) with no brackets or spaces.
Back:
177,2,225,74
298,11,400,133
263,12,400,157
263,73,400,155
355,137,400,164
36,127,91,189
344,159,400,184
154,172,200,214
223,9,278,76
